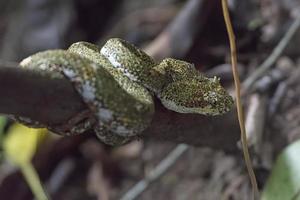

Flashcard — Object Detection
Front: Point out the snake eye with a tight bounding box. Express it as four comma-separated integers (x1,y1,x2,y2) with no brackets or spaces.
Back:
213,76,220,83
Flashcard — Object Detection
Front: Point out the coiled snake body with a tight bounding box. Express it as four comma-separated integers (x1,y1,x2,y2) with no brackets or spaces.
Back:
18,38,233,145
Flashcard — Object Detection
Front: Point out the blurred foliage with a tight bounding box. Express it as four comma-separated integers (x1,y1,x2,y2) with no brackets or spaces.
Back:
3,124,47,165
0,116,7,160
262,140,300,200
3,124,49,200
0,116,7,140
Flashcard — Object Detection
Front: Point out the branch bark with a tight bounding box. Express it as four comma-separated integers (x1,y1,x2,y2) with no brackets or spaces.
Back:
0,63,86,125
0,62,239,152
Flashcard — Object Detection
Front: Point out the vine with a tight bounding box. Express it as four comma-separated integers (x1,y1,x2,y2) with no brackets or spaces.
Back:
221,0,259,199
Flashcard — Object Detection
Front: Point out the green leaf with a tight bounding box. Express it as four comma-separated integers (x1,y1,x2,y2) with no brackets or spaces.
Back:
0,116,7,160
3,123,49,200
262,140,300,200
3,123,47,165
0,116,7,134
0,116,7,143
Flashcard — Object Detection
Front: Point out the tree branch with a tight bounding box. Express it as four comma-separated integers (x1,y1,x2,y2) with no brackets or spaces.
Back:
0,62,239,152
0,63,86,125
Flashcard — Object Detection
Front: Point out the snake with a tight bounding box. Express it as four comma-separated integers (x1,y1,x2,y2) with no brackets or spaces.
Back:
17,38,233,145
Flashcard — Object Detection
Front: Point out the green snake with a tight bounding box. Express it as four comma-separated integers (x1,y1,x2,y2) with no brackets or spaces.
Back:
17,38,233,145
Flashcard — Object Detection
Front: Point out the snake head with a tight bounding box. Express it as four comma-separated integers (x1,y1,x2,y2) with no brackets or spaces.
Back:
159,77,234,115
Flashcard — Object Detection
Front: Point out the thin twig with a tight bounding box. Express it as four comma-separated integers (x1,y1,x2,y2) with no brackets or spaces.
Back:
268,82,287,117
45,158,75,195
245,94,267,152
221,0,259,199
120,144,189,200
243,14,300,92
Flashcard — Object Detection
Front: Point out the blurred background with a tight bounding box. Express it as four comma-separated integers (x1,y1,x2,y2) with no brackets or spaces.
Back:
1,0,300,199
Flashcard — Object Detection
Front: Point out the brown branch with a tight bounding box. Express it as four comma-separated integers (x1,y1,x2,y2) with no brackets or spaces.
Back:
0,62,239,152
0,63,86,125
144,100,239,152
